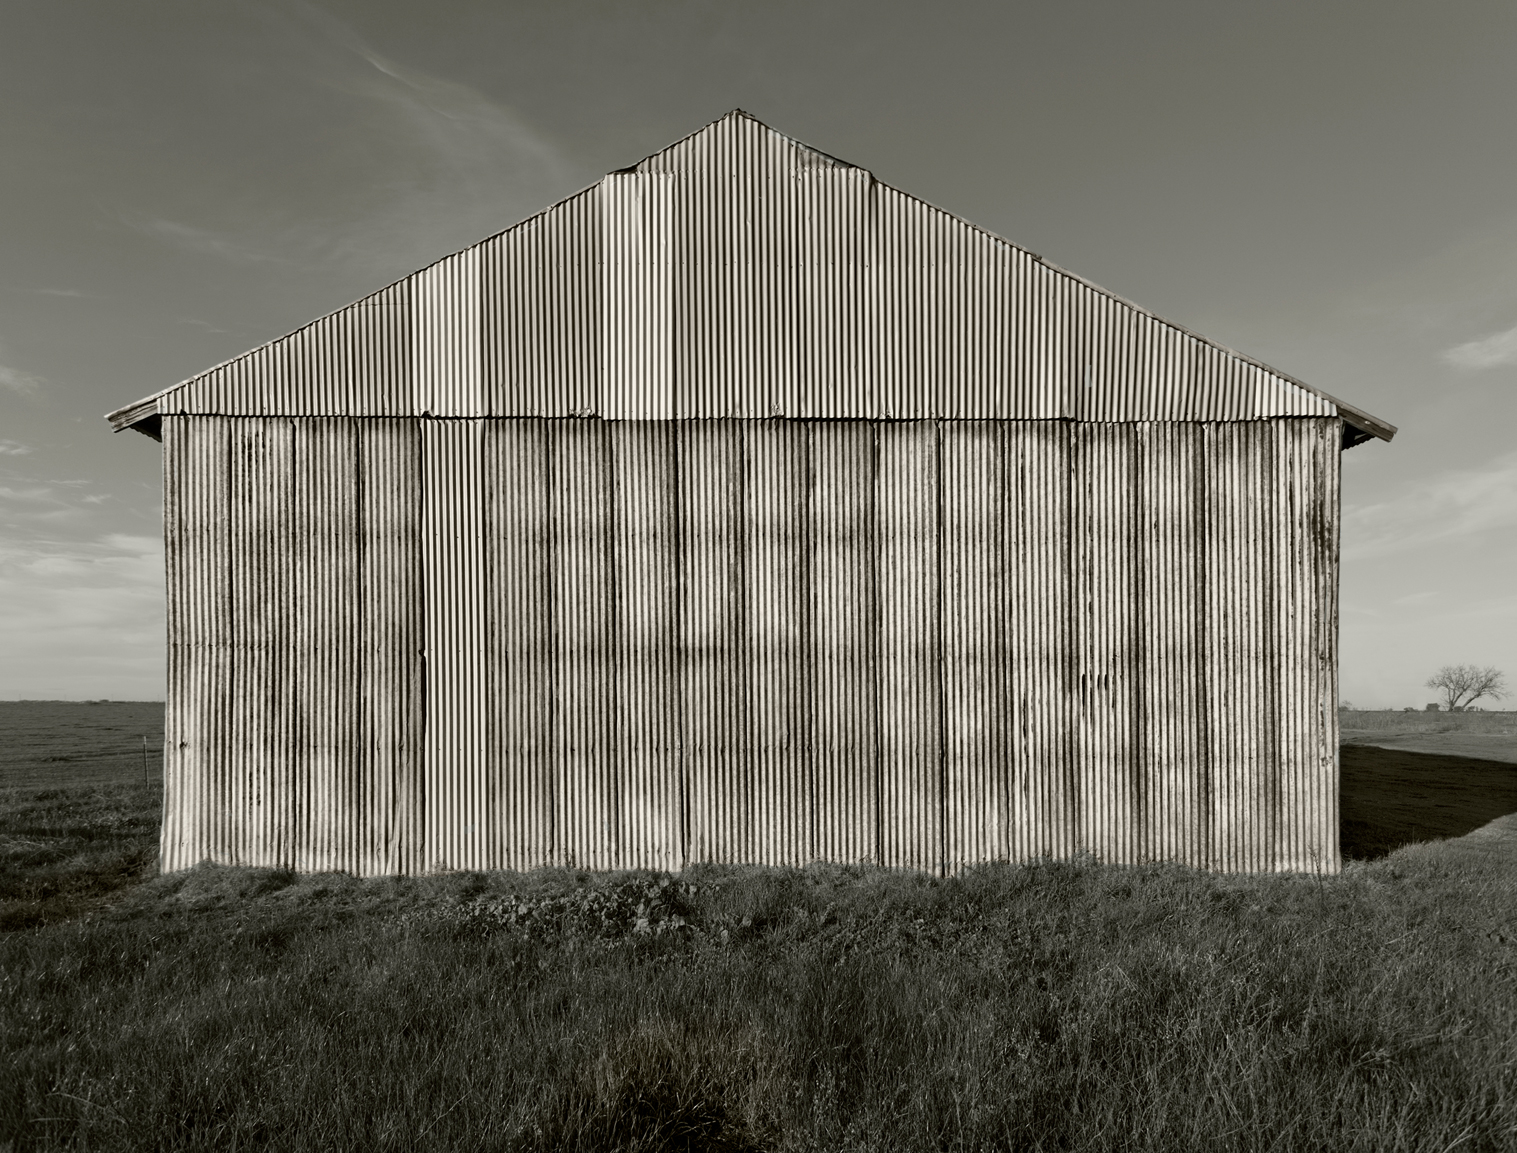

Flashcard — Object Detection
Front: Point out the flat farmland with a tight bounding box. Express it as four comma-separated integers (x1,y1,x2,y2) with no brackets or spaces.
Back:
0,703,164,933
0,701,164,790
1341,708,1517,764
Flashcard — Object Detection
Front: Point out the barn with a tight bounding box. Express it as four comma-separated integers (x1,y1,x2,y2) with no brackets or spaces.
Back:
109,110,1394,877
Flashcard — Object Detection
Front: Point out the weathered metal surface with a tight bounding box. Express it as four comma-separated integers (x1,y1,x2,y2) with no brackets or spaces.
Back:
159,414,1341,876
110,112,1391,442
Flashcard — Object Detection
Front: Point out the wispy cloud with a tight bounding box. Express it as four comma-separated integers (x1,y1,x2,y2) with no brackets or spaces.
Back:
1443,322,1517,369
0,440,31,456
1344,449,1517,559
1391,590,1438,607
177,317,236,336
32,288,85,298
347,46,570,192
0,475,118,533
0,343,44,398
110,7,575,281
126,217,281,265
281,4,574,272
0,484,85,527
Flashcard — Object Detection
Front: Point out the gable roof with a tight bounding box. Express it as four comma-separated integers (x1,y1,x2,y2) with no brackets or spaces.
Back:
108,110,1395,446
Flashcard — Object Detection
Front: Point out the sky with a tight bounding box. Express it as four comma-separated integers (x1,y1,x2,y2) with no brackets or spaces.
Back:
1,0,1514,708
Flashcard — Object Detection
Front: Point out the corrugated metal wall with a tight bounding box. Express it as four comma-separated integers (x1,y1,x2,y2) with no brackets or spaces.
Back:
161,413,1341,876
131,112,1337,428
144,111,1360,879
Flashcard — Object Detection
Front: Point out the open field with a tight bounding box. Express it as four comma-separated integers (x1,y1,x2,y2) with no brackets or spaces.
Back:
1341,709,1517,764
2,704,1516,1151
1341,709,1517,732
0,702,165,791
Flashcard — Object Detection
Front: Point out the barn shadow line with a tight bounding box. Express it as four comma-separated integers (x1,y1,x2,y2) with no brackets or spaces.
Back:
1339,744,1517,860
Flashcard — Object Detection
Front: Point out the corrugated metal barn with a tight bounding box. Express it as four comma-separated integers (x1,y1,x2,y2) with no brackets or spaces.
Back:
110,110,1394,877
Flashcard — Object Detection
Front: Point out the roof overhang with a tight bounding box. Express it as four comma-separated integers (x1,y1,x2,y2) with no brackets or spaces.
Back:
103,399,1392,448
106,397,163,441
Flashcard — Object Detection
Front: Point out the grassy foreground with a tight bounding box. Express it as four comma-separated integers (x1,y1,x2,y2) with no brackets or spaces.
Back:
3,783,1516,1151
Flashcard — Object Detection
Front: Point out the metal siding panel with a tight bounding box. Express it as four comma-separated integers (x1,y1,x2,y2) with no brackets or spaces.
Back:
1310,420,1341,870
1298,417,1336,871
1271,420,1306,870
797,166,871,420
941,421,1010,870
1072,424,1140,865
482,189,600,418
681,422,752,862
290,421,362,871
355,284,413,416
1203,424,1237,869
611,421,684,868
550,420,619,869
744,421,813,865
670,132,753,419
280,316,332,416
877,421,942,871
413,250,482,417
601,174,675,420
231,419,298,868
1253,424,1284,871
1135,424,1207,867
809,423,879,864
160,416,232,872
421,419,489,871
225,418,259,867
1204,423,1265,871
181,416,222,869
359,419,424,876
159,416,185,871
482,420,555,870
868,186,908,419
1003,421,1078,861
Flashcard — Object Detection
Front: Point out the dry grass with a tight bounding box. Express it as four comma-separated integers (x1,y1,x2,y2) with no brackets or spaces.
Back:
2,781,1515,1150
0,782,160,931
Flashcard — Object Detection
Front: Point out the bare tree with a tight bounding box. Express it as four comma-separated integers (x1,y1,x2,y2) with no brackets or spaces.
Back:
1424,665,1508,712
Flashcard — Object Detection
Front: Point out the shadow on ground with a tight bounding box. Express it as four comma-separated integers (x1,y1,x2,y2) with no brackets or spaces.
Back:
1341,745,1517,860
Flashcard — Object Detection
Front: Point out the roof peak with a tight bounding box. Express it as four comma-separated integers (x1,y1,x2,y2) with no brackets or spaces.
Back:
106,111,1394,444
